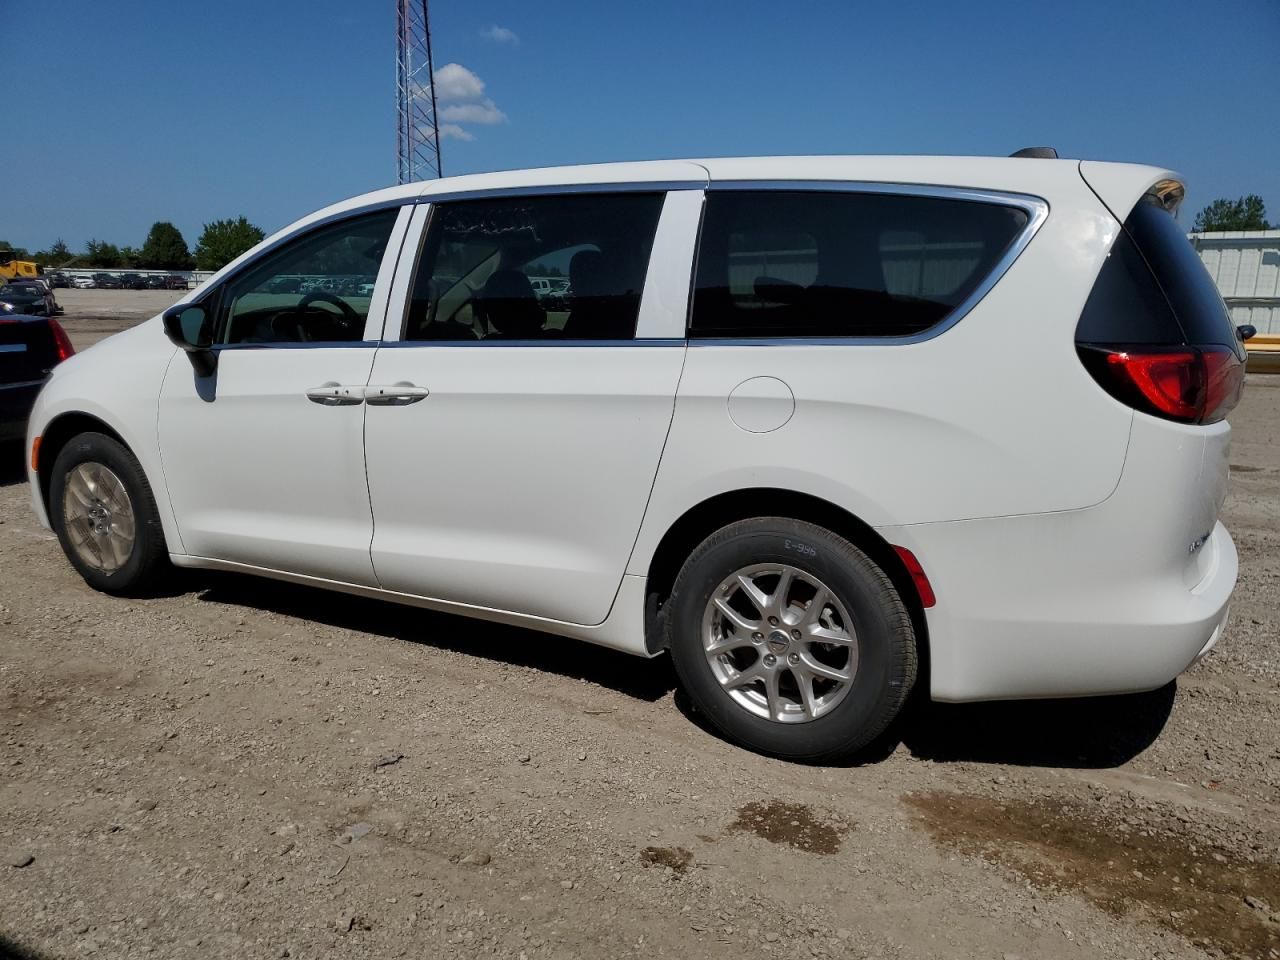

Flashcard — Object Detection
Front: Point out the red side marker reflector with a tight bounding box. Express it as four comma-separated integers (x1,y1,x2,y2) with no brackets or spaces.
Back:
892,545,936,608
31,436,41,472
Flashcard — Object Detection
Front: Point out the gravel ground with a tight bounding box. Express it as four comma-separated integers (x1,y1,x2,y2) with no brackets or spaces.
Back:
1,292,1277,960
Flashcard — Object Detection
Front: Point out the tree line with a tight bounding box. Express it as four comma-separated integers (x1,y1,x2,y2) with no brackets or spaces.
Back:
1,217,267,272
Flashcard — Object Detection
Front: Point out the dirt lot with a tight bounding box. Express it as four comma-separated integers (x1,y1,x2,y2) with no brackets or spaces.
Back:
1,291,1278,960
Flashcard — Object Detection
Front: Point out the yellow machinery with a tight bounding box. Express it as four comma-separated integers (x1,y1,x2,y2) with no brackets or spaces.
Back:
0,256,39,284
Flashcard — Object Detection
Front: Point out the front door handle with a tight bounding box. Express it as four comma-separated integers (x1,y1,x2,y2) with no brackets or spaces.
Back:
305,382,363,406
364,382,429,406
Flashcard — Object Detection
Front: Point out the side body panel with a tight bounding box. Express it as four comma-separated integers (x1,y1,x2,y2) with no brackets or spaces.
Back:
157,345,381,585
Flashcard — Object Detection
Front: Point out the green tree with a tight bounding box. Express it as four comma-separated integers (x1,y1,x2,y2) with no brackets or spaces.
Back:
139,222,193,269
84,239,123,268
1192,195,1272,232
194,217,265,271
36,238,73,267
0,242,31,263
120,246,143,268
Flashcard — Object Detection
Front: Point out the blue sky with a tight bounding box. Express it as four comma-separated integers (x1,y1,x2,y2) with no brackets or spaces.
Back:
7,0,1278,251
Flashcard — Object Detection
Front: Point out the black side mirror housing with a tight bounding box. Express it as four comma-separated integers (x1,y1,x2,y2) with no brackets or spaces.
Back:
1237,324,1257,342
162,304,217,377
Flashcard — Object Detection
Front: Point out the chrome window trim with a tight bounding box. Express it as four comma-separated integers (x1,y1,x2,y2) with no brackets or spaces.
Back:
210,341,382,352
411,180,705,206
690,181,1050,347
372,338,687,349
209,338,687,352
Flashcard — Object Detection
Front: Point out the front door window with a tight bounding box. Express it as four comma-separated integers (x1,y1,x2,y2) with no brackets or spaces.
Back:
212,209,400,345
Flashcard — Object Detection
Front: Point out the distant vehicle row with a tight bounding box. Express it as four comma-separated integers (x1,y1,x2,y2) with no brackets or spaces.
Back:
43,272,190,290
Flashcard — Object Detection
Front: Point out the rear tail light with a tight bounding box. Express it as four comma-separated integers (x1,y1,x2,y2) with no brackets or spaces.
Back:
1077,344,1244,425
47,317,75,363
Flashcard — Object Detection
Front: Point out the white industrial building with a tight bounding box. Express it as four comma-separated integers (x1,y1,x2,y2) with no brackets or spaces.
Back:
1191,230,1280,335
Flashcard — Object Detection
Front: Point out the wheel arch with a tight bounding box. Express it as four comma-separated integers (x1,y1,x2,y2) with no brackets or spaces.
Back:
642,488,930,681
36,411,130,515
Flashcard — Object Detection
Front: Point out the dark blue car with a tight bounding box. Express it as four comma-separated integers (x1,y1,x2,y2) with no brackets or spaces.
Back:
0,313,74,443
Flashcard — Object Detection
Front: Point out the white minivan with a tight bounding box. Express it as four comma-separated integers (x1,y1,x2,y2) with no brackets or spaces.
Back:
26,154,1245,761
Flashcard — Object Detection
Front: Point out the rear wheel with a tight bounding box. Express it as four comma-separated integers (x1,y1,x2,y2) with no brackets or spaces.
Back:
666,517,916,762
49,432,169,595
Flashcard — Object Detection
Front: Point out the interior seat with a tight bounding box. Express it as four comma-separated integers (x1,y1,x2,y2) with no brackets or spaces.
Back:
564,250,635,339
478,270,546,339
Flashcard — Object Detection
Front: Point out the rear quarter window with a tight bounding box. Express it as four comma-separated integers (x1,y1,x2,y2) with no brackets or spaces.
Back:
689,191,1030,339
1075,197,1239,353
1125,200,1239,351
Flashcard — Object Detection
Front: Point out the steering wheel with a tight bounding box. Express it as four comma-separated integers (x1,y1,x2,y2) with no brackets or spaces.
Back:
284,290,360,341
298,290,359,322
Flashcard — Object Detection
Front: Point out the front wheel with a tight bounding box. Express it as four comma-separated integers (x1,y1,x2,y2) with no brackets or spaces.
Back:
49,431,169,595
666,517,917,762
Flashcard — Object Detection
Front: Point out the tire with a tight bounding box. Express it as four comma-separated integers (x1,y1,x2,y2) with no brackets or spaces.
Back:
49,431,169,595
666,517,917,762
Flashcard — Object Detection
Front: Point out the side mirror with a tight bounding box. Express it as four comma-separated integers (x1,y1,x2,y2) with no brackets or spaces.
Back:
162,304,217,377
1237,324,1257,342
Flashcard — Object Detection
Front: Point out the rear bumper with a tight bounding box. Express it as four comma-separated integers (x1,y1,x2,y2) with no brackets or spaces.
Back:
0,380,42,442
880,413,1237,703
896,518,1235,702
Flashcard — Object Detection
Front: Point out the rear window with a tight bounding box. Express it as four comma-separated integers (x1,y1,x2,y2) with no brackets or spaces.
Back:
689,191,1030,339
1076,197,1238,351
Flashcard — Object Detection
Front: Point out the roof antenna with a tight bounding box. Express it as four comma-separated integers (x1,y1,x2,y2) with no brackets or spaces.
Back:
1010,147,1059,159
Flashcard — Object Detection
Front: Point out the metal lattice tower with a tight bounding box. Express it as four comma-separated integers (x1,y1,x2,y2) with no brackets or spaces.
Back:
396,0,442,183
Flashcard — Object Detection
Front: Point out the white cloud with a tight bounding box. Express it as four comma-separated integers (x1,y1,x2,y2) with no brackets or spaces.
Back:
427,63,507,142
439,99,507,125
433,62,486,102
439,123,475,142
481,24,519,45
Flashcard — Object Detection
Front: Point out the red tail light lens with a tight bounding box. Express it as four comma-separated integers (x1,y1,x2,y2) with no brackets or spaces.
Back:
47,317,75,363
1078,345,1243,425
1201,347,1246,424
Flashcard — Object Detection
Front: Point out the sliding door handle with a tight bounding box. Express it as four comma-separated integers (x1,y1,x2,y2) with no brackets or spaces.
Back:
305,382,363,406
364,382,429,406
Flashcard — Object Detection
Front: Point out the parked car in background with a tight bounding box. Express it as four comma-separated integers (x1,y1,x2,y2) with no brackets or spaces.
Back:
1,313,75,442
165,275,190,290
24,154,1246,761
92,273,122,289
145,275,168,289
72,276,96,289
0,282,53,317
119,273,149,290
269,277,302,294
18,278,62,314
46,273,71,289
